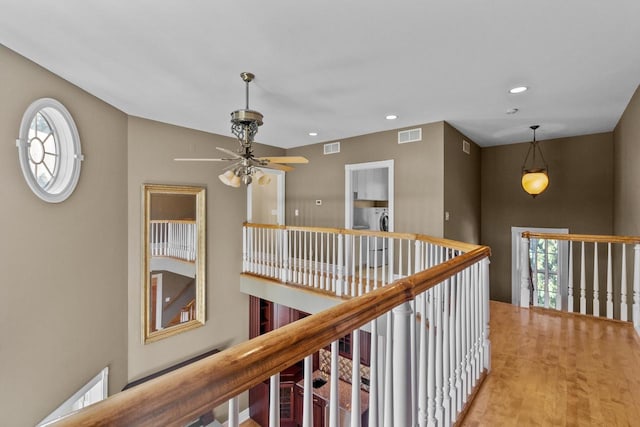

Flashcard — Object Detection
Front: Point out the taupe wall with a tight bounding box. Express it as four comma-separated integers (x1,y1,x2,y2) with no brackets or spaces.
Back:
285,122,445,236
481,133,614,302
128,117,246,378
126,117,283,418
0,45,128,425
613,85,640,236
443,122,481,244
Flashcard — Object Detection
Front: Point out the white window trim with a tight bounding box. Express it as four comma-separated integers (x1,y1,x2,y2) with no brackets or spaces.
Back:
17,98,83,203
36,367,108,426
511,227,569,308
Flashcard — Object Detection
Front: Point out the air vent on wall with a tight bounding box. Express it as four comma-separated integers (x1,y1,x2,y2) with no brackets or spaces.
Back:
463,140,471,154
398,128,422,144
323,141,340,155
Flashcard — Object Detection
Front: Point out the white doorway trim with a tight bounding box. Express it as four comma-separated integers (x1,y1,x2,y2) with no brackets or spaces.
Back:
511,226,569,307
344,160,394,231
247,168,285,225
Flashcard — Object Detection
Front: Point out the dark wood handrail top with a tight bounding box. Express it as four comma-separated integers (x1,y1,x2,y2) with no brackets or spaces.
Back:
55,245,490,426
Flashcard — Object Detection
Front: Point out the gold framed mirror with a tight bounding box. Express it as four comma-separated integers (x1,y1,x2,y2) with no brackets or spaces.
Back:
142,184,206,343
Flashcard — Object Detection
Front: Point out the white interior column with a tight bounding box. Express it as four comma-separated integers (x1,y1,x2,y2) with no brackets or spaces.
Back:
392,301,413,427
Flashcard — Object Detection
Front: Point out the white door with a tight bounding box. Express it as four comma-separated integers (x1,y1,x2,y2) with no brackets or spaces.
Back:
247,168,285,225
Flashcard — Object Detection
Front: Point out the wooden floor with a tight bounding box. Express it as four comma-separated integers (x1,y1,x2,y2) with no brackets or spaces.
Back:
461,301,640,426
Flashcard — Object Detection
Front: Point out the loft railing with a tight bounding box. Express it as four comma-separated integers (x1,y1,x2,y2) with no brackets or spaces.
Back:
150,219,197,262
520,231,640,332
54,225,490,427
243,222,479,298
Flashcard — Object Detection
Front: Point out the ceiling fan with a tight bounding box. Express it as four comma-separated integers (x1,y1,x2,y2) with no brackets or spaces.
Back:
174,72,309,187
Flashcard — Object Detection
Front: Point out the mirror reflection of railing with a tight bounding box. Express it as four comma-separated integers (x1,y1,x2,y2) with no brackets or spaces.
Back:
55,225,490,426
150,220,197,262
520,231,640,333
142,184,205,344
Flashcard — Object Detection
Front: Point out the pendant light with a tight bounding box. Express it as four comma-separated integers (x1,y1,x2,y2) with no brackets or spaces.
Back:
521,125,549,197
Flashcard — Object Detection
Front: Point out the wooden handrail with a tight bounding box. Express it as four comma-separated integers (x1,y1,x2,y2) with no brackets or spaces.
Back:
522,231,640,245
55,245,490,426
243,222,481,253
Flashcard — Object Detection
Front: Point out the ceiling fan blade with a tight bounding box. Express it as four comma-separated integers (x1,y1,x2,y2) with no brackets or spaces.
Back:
216,147,242,159
256,156,309,164
261,163,294,172
174,158,233,162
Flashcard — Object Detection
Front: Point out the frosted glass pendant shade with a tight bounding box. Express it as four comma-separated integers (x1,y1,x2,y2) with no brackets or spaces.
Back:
521,170,549,197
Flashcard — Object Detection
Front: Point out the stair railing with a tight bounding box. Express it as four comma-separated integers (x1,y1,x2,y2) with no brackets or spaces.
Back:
520,231,640,333
54,227,490,427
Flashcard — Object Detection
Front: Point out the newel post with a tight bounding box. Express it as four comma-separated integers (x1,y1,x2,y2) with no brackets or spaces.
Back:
633,244,640,333
520,233,531,307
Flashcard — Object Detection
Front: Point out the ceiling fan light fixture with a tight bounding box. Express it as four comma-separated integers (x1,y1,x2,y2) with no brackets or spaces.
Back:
521,125,549,197
253,169,271,186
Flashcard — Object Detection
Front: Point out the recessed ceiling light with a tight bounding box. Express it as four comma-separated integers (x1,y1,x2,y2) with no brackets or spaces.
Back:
509,86,528,94
308,132,318,136
506,108,519,115
386,114,398,120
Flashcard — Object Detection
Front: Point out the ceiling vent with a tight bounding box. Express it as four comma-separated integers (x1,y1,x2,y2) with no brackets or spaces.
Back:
323,141,340,155
398,128,422,144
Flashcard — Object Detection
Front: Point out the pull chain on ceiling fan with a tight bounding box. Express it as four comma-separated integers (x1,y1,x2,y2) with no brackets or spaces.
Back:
174,72,309,187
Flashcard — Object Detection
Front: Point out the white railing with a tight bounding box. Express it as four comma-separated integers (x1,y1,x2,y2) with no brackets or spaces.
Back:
56,225,490,427
242,223,476,298
242,223,489,427
150,220,197,262
520,232,640,333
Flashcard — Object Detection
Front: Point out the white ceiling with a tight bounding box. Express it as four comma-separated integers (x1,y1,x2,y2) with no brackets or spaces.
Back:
1,0,639,148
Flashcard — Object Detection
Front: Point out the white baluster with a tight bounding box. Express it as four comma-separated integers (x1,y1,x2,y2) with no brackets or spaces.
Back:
434,286,443,425
593,242,600,317
482,258,491,372
351,236,357,296
320,232,325,290
418,290,428,427
368,319,379,427
269,374,280,427
442,280,451,426
607,242,614,319
568,241,574,312
520,234,531,307
282,229,289,283
358,235,363,296
365,237,371,294
633,244,640,333
337,233,344,297
332,233,337,293
373,237,379,290
330,341,339,427
351,330,361,427
242,226,247,271
314,231,319,287
410,297,417,426
455,271,463,412
621,244,628,321
383,312,393,427
580,241,587,314
427,289,436,426
303,355,312,427
392,302,413,427
228,396,239,427
449,275,459,423
303,231,308,286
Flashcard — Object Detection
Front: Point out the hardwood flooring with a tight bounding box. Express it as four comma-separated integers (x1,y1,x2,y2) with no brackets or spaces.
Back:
461,301,640,426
